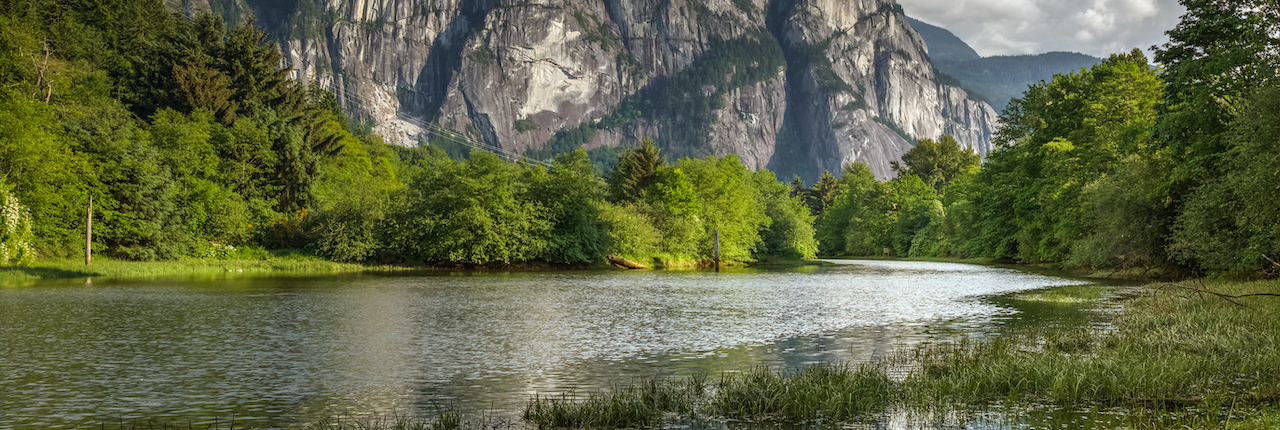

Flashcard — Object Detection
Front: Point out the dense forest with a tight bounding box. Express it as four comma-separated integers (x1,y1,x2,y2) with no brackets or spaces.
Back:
801,0,1278,277
0,0,815,267
1,0,1276,277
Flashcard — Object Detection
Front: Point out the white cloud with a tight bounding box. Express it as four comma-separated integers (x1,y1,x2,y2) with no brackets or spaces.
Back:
899,0,1185,58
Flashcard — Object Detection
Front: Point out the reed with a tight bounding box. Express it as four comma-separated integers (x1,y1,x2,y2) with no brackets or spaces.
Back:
714,364,894,422
523,377,703,429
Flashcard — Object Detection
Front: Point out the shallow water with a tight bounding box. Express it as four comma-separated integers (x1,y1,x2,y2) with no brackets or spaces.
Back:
0,259,1101,428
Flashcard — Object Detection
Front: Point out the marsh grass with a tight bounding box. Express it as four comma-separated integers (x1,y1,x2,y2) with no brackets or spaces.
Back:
523,377,705,429
903,280,1280,407
1012,285,1106,303
715,364,894,422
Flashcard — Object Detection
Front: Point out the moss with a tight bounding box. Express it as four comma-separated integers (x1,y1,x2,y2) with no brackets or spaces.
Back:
513,118,536,133
468,45,493,67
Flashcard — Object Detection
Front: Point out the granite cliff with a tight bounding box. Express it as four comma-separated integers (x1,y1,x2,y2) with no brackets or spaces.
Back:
199,0,998,181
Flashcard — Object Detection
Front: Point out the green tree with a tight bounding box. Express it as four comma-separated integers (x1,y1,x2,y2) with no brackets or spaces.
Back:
1152,0,1279,194
608,138,665,202
1169,84,1280,275
645,166,702,257
680,155,769,261
756,170,818,259
961,50,1162,262
0,89,91,254
891,135,980,193
0,179,36,265
527,150,608,264
809,170,840,215
395,151,551,264
597,201,660,261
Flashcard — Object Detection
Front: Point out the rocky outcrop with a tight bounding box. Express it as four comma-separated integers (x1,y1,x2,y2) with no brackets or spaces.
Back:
234,0,998,181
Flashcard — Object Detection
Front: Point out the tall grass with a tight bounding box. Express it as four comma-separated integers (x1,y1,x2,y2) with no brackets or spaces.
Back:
523,377,704,429
715,364,893,421
902,280,1280,407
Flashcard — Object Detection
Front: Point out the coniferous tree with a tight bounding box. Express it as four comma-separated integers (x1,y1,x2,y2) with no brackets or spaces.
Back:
608,137,665,202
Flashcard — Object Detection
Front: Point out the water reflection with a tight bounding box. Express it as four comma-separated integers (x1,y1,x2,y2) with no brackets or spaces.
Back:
0,260,1099,428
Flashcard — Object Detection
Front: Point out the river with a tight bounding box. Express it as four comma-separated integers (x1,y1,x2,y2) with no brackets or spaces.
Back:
0,259,1106,428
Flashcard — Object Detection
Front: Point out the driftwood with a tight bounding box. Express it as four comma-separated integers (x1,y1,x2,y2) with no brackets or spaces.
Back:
607,254,647,269
1153,279,1280,308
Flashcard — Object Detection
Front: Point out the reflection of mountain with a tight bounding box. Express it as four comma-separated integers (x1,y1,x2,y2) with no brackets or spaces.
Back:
907,17,1102,111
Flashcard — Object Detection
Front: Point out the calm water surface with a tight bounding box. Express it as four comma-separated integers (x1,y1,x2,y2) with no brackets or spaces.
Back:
0,260,1101,428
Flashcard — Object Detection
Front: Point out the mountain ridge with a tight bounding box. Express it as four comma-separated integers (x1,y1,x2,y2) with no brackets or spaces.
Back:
906,17,1102,111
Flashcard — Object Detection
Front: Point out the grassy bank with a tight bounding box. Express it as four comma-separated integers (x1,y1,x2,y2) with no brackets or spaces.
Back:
0,251,410,286
522,279,1280,428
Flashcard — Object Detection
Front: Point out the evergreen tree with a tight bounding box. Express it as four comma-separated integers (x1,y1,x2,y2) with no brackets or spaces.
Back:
608,138,665,202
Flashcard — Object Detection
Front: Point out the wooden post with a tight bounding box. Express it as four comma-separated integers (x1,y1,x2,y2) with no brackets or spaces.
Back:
714,229,720,272
85,196,92,266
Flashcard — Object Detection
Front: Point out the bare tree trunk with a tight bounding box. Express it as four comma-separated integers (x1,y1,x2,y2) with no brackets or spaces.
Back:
85,196,92,265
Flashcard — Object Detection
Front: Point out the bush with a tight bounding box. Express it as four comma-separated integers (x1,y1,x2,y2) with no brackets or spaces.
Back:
0,184,36,264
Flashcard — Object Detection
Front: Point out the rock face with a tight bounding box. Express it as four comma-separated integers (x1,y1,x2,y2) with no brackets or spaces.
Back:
231,0,998,181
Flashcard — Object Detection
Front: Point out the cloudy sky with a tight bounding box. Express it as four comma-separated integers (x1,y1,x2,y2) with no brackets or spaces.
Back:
897,0,1187,58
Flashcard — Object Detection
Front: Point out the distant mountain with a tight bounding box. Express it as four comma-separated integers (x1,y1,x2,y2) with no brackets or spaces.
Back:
906,17,979,64
908,18,1102,112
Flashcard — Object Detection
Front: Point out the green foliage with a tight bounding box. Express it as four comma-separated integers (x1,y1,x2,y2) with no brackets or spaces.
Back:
958,50,1163,262
1153,0,1280,275
571,10,619,51
891,135,980,194
608,138,666,202
513,118,536,133
0,89,92,255
394,151,551,264
527,150,608,264
1070,155,1165,269
309,131,400,262
526,122,596,162
597,201,660,261
468,45,493,67
0,179,36,265
755,171,818,259
680,155,770,261
1170,84,1280,276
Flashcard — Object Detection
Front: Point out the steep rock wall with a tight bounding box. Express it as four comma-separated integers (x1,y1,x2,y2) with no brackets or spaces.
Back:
238,0,997,181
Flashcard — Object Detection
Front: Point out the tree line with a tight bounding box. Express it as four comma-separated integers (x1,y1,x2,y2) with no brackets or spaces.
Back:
799,0,1278,277
0,0,816,266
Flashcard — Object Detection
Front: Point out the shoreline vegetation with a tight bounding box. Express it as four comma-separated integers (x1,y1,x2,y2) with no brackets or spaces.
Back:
0,253,838,286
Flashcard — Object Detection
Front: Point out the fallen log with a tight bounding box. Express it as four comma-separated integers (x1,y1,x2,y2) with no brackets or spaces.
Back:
607,254,647,269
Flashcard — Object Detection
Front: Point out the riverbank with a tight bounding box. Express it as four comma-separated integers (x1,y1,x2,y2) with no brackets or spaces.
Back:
521,278,1280,429
0,251,411,286
0,252,835,286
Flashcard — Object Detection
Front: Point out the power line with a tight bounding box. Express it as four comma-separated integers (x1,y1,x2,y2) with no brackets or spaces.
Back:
328,89,553,168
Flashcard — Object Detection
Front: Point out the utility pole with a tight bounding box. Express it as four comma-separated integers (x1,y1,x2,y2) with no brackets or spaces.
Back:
85,196,92,265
